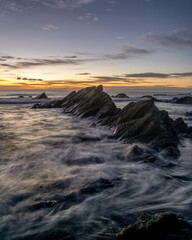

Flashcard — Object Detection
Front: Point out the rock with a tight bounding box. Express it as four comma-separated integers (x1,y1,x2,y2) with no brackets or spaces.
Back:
112,93,129,98
18,95,24,98
170,96,192,104
32,86,117,119
34,92,48,99
116,212,192,240
141,95,159,102
124,145,156,163
102,100,179,157
174,118,189,135
61,85,117,118
154,94,167,96
186,111,192,116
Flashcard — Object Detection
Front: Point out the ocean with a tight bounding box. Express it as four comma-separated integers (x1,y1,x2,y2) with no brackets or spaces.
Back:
0,90,192,240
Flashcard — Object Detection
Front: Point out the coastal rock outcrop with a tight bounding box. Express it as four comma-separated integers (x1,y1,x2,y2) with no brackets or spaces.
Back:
32,85,184,157
102,100,179,156
112,93,129,98
116,212,192,240
170,96,192,104
33,85,118,118
34,92,48,99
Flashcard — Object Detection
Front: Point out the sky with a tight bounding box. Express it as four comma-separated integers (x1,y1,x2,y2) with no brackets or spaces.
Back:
0,0,192,91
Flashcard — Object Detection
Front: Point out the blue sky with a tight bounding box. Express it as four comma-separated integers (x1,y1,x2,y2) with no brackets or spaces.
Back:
0,0,192,90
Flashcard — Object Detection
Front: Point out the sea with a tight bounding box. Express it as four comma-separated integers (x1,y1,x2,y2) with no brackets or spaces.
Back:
0,90,192,240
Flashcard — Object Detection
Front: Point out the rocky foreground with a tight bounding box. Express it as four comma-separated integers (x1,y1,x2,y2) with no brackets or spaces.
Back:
32,85,192,239
116,212,192,240
32,85,191,158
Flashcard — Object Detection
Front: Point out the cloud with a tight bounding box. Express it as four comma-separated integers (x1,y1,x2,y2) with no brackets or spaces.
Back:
124,72,192,78
42,0,96,9
104,46,154,60
143,29,192,48
41,24,59,30
0,56,95,69
78,13,99,24
16,76,43,81
76,72,91,75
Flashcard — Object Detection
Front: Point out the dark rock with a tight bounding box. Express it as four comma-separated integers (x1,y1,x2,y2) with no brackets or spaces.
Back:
112,93,129,98
186,111,192,116
154,94,167,96
174,118,189,135
170,96,192,104
116,212,192,240
32,86,117,119
34,92,48,99
102,100,179,157
141,95,160,102
61,85,117,118
18,95,24,98
125,145,156,163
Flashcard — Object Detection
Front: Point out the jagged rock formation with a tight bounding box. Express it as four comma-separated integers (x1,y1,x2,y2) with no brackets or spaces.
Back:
32,85,189,157
170,96,192,104
116,212,192,240
33,85,118,118
34,92,48,99
112,93,129,98
101,100,180,157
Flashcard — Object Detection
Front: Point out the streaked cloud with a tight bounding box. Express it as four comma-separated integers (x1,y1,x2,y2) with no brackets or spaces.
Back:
41,24,59,30
104,46,154,60
124,72,192,78
78,13,99,24
143,29,192,48
76,72,91,75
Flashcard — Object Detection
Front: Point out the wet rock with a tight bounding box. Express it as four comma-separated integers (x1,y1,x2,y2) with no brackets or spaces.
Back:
102,100,179,157
112,93,129,98
125,145,156,163
154,94,167,96
34,92,48,99
174,118,189,135
116,212,192,240
61,85,117,118
186,111,192,116
141,95,158,101
32,86,117,119
170,96,192,104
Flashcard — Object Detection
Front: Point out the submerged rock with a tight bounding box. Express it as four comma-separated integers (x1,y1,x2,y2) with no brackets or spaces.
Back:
112,93,129,98
170,96,192,104
124,145,156,163
116,212,192,240
186,111,192,116
34,92,48,99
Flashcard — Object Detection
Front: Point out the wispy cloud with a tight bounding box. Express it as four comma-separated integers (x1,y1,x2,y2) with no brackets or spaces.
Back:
78,13,99,24
143,29,192,48
16,76,43,81
104,45,154,60
41,24,59,30
42,0,96,9
0,56,94,69
124,72,192,78
76,72,91,75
